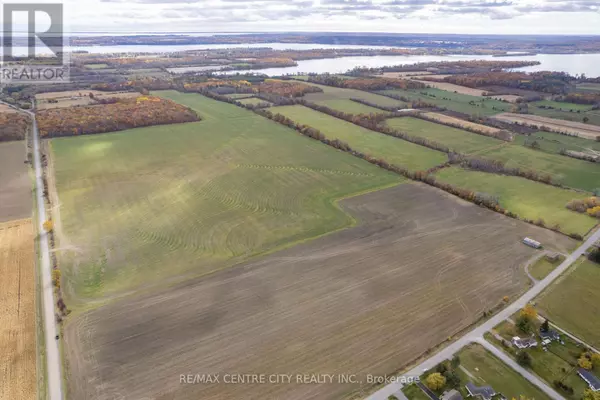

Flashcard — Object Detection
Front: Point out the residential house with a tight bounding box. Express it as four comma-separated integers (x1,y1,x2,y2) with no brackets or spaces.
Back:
539,329,560,342
465,382,496,400
512,336,538,349
578,368,600,392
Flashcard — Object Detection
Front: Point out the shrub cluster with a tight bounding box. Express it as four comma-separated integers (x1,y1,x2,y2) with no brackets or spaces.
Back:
566,197,600,218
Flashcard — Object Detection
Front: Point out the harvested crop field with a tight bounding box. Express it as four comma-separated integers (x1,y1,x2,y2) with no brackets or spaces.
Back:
65,183,575,400
35,91,139,109
50,92,401,302
0,104,17,113
0,141,32,223
419,112,504,135
413,80,489,96
0,219,36,400
385,116,502,154
271,105,447,171
493,113,600,140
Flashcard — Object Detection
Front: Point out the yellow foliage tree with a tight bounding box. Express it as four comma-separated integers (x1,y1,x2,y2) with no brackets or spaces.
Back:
51,269,61,289
43,219,54,233
425,372,446,391
583,389,600,400
592,353,600,368
520,304,537,320
579,355,593,370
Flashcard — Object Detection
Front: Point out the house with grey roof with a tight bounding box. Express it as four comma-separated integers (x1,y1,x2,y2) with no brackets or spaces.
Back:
539,329,560,342
512,336,538,349
465,382,496,400
578,368,600,392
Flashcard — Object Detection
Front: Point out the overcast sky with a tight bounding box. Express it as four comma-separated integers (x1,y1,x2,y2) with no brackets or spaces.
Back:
60,0,599,34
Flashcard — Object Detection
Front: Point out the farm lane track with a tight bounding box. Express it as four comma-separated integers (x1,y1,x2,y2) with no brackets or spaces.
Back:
65,183,574,400
366,226,600,400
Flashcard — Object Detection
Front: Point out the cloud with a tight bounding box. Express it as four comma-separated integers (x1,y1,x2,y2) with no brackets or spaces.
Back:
90,0,600,28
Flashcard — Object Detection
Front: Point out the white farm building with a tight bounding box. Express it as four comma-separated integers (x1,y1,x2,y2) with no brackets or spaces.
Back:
523,237,541,249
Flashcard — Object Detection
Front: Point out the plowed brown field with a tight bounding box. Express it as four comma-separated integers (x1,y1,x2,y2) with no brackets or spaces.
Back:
0,219,36,400
64,183,574,400
0,141,31,223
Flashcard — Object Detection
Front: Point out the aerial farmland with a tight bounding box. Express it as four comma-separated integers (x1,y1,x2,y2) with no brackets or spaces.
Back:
7,56,600,400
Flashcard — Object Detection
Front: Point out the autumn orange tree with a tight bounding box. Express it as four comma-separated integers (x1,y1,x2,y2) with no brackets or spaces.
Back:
0,112,30,142
515,304,537,333
37,96,199,138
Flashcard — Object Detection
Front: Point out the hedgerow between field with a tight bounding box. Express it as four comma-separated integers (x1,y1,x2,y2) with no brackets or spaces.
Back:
193,87,594,239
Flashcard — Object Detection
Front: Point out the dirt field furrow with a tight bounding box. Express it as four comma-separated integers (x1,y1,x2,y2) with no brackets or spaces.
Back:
0,141,32,223
0,219,36,400
493,112,600,139
65,183,574,400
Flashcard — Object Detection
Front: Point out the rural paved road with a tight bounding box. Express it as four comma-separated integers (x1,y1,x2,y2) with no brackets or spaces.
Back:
3,100,66,400
474,338,565,399
366,228,600,400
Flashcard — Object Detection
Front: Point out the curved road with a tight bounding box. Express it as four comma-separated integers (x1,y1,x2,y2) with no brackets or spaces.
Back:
367,229,600,400
3,100,65,400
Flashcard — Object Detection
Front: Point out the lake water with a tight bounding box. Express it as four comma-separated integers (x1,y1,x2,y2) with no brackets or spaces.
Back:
223,53,600,78
7,40,600,77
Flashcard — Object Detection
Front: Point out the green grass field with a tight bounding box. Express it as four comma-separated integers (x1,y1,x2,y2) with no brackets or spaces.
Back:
576,83,600,93
529,255,564,281
270,105,447,171
385,117,503,154
537,258,600,348
457,343,551,400
378,88,511,116
237,97,272,106
302,82,407,109
434,167,597,236
514,131,600,155
402,384,429,400
528,103,600,126
84,63,109,69
314,99,388,114
50,91,402,304
532,100,595,113
224,93,254,99
474,144,600,192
